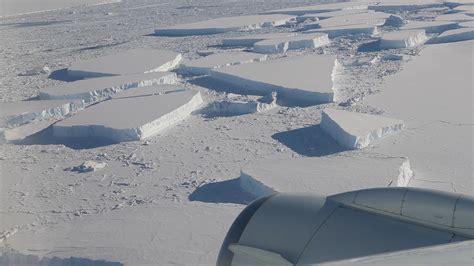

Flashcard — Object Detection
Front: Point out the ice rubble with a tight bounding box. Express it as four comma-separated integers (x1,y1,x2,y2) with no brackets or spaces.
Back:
320,108,405,149
380,29,428,49
222,33,296,47
207,92,277,116
428,27,474,43
154,14,295,36
179,52,267,76
368,0,445,13
303,11,390,31
53,85,203,142
40,71,177,103
400,21,459,33
365,40,473,194
307,24,379,38
67,49,182,79
239,155,413,197
0,100,85,128
435,13,474,22
209,54,337,105
252,33,330,54
262,2,370,16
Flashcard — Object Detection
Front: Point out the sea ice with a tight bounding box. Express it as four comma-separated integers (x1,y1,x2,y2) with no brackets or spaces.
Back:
435,13,474,22
67,49,182,79
320,108,405,149
307,23,379,38
40,71,177,103
239,154,413,197
154,14,295,36
53,85,203,142
303,11,390,31
379,29,428,49
365,40,473,194
453,5,474,16
368,0,445,13
179,52,267,76
222,33,296,47
262,2,370,16
0,100,85,128
400,21,459,33
459,21,474,28
252,33,330,54
209,54,337,105
307,9,370,20
206,92,277,116
428,27,474,43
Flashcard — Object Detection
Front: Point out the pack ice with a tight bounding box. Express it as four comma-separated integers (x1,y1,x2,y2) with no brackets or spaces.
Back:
53,85,203,142
221,33,296,47
239,154,413,197
67,49,182,79
400,21,459,34
307,23,379,38
0,100,85,128
209,54,337,105
263,2,369,16
428,27,474,43
435,13,474,22
303,11,391,31
320,108,405,149
252,33,330,54
365,40,473,194
154,14,295,36
40,71,177,103
179,52,267,76
368,0,445,13
380,30,428,49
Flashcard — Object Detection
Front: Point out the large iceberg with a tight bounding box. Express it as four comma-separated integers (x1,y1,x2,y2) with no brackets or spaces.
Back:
40,71,177,103
303,11,390,31
379,29,428,49
154,15,294,36
67,49,182,79
209,54,338,105
400,21,459,34
428,27,474,43
53,85,203,142
179,52,267,76
221,33,296,47
320,108,405,149
253,33,330,54
263,2,369,16
307,23,379,38
239,154,413,197
368,0,445,13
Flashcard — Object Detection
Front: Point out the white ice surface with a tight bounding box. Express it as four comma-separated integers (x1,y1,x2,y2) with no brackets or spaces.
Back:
179,52,267,76
2,202,239,266
0,100,85,128
324,241,474,266
320,108,405,149
303,11,390,31
435,13,474,22
239,154,413,197
53,85,203,142
429,27,474,43
307,9,370,20
307,23,379,38
459,21,474,28
400,21,459,33
154,14,295,36
253,33,330,54
40,71,177,103
380,29,428,49
0,0,121,17
67,49,182,79
222,33,296,47
263,2,370,16
368,0,445,13
365,40,473,194
210,54,337,105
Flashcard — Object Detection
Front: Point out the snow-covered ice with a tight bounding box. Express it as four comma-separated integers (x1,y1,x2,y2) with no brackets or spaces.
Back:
221,33,296,47
53,85,203,142
206,92,277,116
400,21,459,33
209,54,337,105
179,52,267,76
434,13,474,22
252,33,330,54
428,27,474,43
154,14,295,36
368,0,445,13
303,11,391,30
307,23,379,38
365,40,473,194
239,154,413,197
0,100,85,128
306,9,370,20
263,2,370,16
67,49,182,79
320,108,405,149
0,0,121,17
380,29,428,49
40,71,177,103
